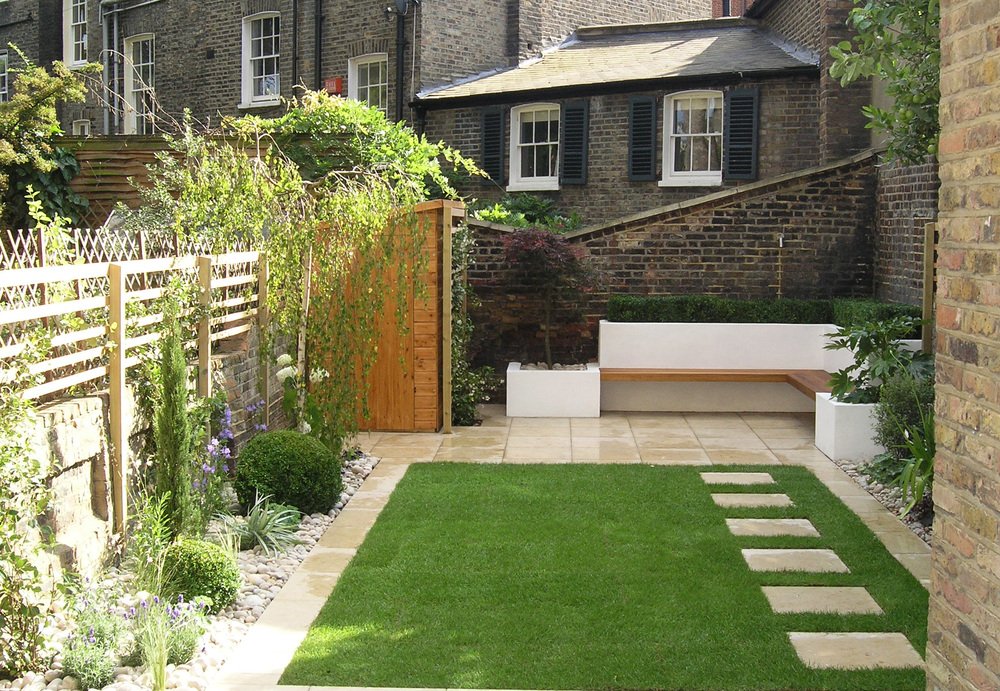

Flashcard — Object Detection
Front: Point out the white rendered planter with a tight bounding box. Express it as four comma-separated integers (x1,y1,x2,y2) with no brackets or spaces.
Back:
505,362,601,418
814,392,885,461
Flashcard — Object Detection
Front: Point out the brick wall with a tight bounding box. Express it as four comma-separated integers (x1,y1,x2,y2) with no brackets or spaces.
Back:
873,158,939,306
926,0,1000,689
424,77,821,226
515,0,711,58
467,153,877,376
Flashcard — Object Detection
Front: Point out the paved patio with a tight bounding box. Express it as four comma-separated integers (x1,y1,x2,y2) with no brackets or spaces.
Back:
214,406,930,691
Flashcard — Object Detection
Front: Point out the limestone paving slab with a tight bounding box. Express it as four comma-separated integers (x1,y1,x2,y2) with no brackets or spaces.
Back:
788,632,924,669
701,471,775,485
726,518,820,537
762,586,883,614
712,493,793,508
742,548,850,573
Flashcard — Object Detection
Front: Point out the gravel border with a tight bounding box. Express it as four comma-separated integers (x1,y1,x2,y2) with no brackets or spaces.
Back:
829,457,932,544
0,454,378,691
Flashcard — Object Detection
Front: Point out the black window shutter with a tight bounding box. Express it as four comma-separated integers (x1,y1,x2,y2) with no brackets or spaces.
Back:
559,100,589,185
480,107,505,183
723,88,759,181
628,96,657,181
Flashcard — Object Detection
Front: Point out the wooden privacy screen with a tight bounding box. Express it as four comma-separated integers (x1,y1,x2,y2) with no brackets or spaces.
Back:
354,200,463,433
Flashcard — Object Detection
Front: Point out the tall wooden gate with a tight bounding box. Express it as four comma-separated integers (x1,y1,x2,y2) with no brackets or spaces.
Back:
357,200,463,432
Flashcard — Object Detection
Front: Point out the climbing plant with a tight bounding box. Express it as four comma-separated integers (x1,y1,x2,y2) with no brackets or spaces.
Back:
125,90,482,452
829,0,940,164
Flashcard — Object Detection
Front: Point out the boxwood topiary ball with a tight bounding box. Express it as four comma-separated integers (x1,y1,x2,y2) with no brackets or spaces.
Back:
163,538,241,614
234,430,344,515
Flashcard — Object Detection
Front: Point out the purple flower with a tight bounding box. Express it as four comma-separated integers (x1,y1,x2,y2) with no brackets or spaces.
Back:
153,596,159,605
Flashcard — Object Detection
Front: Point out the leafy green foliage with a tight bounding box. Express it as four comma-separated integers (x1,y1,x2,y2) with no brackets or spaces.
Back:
898,404,935,516
831,299,922,337
471,194,582,233
4,147,89,228
154,299,199,538
451,224,497,426
608,295,832,323
126,91,482,454
870,371,935,477
828,0,940,163
502,229,598,368
0,46,99,225
124,492,174,594
125,596,208,691
824,315,931,403
217,493,303,555
162,539,241,614
0,334,54,679
235,430,344,514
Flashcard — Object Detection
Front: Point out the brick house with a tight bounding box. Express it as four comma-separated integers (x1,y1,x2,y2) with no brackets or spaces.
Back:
415,0,873,224
0,0,710,136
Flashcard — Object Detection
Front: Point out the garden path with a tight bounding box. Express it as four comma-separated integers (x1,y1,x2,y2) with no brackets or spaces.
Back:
213,406,930,691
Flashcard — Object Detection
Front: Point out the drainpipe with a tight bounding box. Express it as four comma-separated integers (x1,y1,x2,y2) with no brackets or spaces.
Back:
291,0,298,88
313,0,322,90
112,8,119,133
395,9,405,121
101,3,110,134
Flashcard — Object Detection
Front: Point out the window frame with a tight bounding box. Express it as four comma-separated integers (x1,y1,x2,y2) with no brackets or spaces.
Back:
0,50,8,103
660,90,724,187
63,0,88,67
240,12,281,108
348,53,389,114
71,119,91,136
507,102,561,192
123,33,155,135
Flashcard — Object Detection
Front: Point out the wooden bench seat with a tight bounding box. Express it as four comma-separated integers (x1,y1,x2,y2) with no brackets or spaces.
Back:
599,368,832,399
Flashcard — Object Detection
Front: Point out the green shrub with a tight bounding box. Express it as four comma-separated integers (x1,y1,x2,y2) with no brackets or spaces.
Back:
865,370,935,483
62,587,129,690
606,295,832,324
234,430,344,514
832,299,922,337
162,539,241,614
62,635,117,690
216,493,303,555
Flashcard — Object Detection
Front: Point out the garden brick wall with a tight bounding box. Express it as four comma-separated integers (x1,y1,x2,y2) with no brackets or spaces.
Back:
467,152,877,377
873,158,939,307
426,77,821,226
926,1,1000,689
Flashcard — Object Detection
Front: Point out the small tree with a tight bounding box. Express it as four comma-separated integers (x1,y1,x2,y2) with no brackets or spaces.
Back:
829,0,940,164
154,300,198,538
502,228,597,369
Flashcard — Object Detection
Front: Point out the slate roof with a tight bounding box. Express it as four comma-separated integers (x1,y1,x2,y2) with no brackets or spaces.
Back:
416,18,817,107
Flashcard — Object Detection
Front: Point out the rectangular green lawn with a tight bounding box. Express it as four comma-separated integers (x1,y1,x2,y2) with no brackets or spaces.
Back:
281,464,927,690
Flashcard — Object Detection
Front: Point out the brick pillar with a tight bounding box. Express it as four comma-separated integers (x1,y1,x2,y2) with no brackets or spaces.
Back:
818,0,871,162
926,0,1000,688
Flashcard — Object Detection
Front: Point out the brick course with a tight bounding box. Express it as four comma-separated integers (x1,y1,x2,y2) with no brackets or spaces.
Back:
926,0,1000,689
873,158,939,306
467,153,877,376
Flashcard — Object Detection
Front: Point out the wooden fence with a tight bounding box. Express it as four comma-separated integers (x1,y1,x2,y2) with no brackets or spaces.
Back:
0,250,264,532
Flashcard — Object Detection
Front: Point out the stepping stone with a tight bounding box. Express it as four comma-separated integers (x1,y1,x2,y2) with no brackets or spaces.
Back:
712,493,792,508
700,472,775,486
726,518,820,537
788,632,923,669
742,548,849,573
762,586,882,614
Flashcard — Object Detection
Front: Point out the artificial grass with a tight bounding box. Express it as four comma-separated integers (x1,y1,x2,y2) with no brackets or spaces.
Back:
281,463,928,690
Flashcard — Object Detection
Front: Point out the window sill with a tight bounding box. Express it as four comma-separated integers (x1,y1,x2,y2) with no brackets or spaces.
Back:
238,99,281,110
506,180,560,192
658,176,722,188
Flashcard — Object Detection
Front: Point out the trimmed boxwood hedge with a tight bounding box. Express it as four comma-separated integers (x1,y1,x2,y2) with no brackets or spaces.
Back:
607,295,921,335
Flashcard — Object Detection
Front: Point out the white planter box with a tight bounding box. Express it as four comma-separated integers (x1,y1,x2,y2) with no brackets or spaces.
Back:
600,321,831,369
505,362,601,418
814,392,886,461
